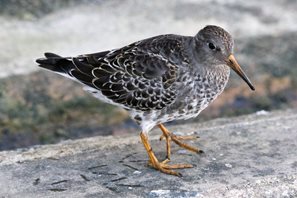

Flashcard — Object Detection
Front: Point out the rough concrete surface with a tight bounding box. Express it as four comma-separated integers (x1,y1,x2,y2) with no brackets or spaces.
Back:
0,110,297,197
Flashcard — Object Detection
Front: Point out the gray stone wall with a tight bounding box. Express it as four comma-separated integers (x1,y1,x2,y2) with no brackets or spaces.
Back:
0,110,296,197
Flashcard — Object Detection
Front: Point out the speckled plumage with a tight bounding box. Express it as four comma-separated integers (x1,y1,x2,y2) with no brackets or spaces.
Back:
37,25,256,176
36,25,251,133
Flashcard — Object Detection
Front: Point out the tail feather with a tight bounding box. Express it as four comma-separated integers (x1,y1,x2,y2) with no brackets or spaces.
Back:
44,52,62,58
36,52,97,89
36,52,74,75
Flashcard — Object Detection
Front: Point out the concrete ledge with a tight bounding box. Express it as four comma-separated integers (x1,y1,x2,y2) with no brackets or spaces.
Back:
1,110,297,197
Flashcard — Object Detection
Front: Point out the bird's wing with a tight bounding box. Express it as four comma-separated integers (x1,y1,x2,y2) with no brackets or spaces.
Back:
71,35,186,111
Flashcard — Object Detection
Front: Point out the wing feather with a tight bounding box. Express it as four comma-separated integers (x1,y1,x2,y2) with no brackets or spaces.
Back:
46,35,189,111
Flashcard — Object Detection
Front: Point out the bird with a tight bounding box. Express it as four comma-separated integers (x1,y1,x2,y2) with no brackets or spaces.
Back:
36,25,255,176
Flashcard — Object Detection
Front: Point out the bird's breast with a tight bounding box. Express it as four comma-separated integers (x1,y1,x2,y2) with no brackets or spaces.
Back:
157,67,230,122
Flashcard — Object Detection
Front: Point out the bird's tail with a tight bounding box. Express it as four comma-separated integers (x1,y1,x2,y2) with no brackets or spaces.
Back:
36,52,75,77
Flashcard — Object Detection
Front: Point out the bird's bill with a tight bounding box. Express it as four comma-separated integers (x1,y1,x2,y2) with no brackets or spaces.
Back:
227,54,255,91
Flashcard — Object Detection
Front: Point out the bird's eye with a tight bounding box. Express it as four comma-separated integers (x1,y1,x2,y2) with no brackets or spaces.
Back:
208,42,216,50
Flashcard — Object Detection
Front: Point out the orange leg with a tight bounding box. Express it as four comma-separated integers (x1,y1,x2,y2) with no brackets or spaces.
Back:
140,132,192,176
158,124,203,160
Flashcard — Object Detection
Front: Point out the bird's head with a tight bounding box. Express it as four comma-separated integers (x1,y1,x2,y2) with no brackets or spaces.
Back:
194,25,255,91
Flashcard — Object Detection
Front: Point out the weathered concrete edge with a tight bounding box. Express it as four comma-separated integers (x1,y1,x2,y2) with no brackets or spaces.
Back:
0,109,294,166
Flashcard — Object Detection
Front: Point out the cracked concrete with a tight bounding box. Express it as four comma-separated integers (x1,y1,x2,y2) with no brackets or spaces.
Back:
0,109,297,197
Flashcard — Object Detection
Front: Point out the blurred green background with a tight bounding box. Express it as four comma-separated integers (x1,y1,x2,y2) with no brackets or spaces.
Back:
0,0,296,150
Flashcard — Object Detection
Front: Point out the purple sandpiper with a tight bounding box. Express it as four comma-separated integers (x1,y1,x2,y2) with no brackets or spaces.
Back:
36,25,255,176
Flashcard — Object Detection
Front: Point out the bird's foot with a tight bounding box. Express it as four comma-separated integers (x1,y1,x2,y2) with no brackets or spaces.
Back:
140,131,193,176
159,134,199,141
148,158,193,177
158,124,204,159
